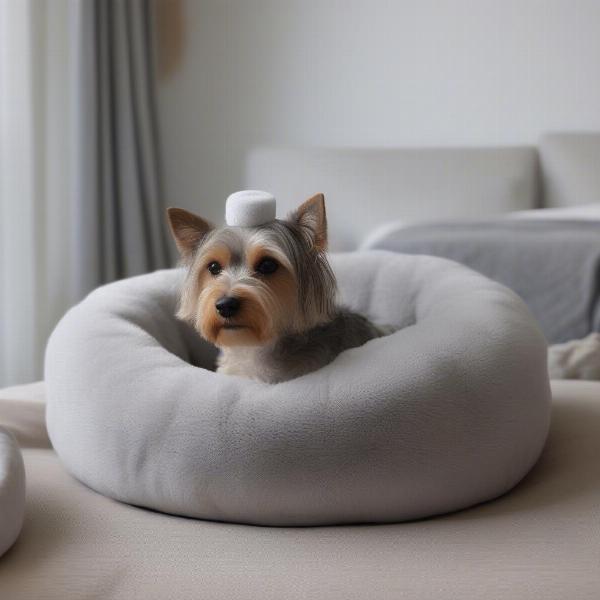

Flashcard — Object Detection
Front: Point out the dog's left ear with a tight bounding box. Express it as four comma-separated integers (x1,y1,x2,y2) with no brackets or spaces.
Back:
292,193,327,251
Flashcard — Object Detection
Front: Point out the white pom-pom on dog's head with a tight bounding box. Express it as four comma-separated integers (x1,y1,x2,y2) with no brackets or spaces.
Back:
225,190,276,227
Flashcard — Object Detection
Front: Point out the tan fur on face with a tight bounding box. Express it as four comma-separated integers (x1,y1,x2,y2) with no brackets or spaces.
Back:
179,239,300,348
176,243,231,324
194,283,271,347
214,287,273,346
245,242,294,275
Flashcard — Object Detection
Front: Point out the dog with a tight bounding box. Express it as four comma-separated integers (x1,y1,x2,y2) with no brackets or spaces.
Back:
167,193,384,383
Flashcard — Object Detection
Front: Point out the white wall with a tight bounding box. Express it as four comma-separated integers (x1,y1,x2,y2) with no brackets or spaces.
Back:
157,0,600,223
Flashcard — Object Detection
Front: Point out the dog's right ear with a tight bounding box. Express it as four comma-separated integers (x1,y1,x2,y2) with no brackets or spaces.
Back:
292,193,327,252
167,207,213,258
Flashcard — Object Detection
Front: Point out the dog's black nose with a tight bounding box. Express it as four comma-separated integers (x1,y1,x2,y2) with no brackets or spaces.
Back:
215,296,241,318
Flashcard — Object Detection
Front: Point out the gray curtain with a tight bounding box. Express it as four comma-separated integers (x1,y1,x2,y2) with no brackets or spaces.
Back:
71,0,172,299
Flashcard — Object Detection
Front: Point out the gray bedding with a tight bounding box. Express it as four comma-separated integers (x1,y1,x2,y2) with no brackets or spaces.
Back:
45,252,549,526
365,220,600,344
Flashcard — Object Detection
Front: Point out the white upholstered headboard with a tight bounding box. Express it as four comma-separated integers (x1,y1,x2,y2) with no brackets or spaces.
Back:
244,146,539,251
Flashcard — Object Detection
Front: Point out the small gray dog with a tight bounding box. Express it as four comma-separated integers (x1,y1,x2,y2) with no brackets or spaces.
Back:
167,193,383,383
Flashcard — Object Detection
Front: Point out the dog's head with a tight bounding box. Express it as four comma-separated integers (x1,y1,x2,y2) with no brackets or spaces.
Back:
167,194,337,348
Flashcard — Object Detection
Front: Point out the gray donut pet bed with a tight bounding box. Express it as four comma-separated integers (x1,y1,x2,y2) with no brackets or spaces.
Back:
46,251,551,526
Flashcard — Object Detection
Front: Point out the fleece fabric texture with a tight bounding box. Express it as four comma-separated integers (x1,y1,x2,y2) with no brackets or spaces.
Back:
45,251,551,526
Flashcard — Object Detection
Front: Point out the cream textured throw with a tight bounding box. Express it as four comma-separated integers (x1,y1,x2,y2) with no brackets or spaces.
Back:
549,333,600,380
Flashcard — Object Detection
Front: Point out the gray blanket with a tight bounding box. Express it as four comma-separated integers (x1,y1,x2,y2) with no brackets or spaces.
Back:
366,220,600,344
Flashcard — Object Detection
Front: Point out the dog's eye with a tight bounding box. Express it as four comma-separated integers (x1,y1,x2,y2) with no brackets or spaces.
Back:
207,261,222,275
255,258,279,275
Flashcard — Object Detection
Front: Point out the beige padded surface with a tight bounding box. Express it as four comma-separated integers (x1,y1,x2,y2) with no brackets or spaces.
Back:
0,380,599,599
0,382,50,449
